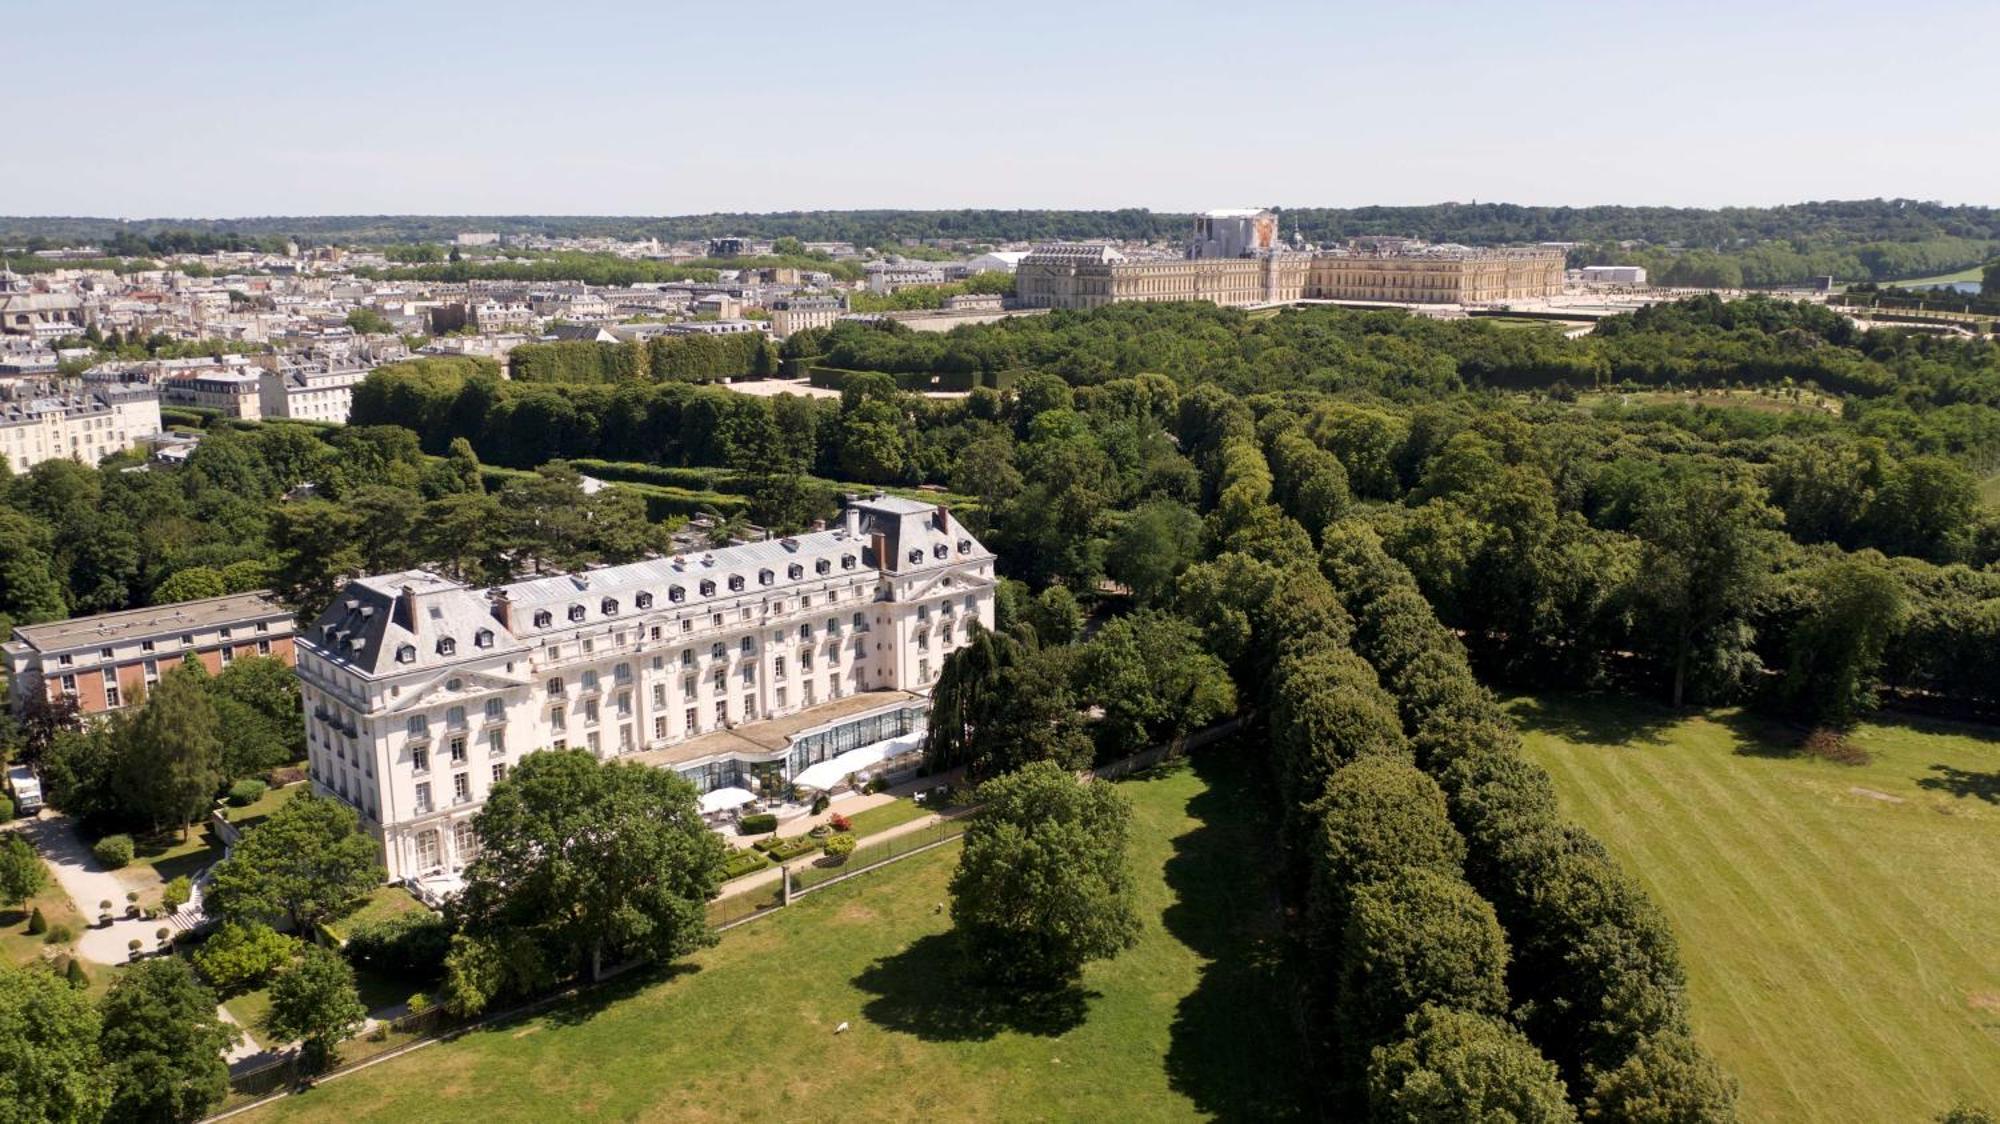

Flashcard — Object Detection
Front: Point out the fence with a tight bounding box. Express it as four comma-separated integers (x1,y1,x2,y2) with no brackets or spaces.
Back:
787,813,973,897
223,1005,454,1108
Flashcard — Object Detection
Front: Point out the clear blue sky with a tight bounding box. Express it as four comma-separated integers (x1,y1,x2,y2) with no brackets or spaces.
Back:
5,0,1995,217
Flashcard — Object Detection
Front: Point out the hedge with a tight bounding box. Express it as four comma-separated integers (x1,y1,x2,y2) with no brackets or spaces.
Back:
753,835,821,862
720,849,771,880
737,812,778,835
92,834,135,869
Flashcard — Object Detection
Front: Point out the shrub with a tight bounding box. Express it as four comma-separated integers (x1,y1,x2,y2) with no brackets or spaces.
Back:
342,911,451,981
128,939,143,961
823,834,856,861
406,991,432,1015
26,907,46,935
828,813,853,832
738,812,778,835
46,923,74,945
64,957,86,988
228,778,270,806
156,927,172,947
754,835,821,862
162,875,193,914
810,792,830,815
719,849,770,880
0,795,13,820
93,834,135,869
192,921,298,993
1800,727,1869,766
866,776,891,795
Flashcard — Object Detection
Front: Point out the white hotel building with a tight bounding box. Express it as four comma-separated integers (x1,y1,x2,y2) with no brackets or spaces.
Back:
296,496,995,883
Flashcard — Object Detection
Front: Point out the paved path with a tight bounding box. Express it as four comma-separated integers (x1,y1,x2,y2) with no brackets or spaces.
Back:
714,806,950,901
14,813,184,965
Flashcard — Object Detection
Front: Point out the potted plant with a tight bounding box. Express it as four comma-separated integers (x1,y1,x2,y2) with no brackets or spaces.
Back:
125,891,140,919
155,927,171,952
127,938,142,962
98,900,113,928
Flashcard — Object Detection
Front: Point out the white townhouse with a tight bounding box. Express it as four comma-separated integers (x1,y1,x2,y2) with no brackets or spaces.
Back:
295,495,996,883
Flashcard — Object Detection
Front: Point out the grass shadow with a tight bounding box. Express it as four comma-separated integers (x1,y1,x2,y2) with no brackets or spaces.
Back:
539,962,701,1029
852,932,1092,1041
1161,748,1312,1122
1503,691,1682,748
1714,708,1816,760
1916,764,2000,804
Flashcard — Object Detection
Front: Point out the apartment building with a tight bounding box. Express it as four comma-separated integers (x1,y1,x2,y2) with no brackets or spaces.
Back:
257,361,367,424
161,370,264,419
0,383,161,472
769,295,845,337
296,495,995,882
3,591,297,715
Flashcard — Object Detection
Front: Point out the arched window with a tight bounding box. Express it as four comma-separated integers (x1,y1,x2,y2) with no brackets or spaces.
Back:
436,637,456,656
669,585,686,602
758,569,774,586
728,575,745,592
815,558,831,575
568,605,586,622
415,829,441,872
533,610,552,628
635,592,653,610
787,563,803,580
601,597,619,616
699,580,716,597
474,629,494,648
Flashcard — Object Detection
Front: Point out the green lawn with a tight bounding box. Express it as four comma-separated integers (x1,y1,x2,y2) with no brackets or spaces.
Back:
226,782,306,830
321,885,432,944
0,848,91,979
841,797,932,837
1884,265,1986,287
248,752,1308,1122
1510,694,2000,1123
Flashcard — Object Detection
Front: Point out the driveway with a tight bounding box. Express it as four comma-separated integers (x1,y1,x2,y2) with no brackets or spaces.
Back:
17,813,194,965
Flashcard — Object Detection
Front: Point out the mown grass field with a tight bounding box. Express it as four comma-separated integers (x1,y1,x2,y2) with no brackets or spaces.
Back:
250,752,1307,1123
1511,694,2000,1123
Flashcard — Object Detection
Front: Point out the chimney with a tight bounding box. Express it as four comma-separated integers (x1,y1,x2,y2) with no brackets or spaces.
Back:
396,585,417,633
933,504,947,531
488,587,512,630
842,502,862,537
870,532,889,571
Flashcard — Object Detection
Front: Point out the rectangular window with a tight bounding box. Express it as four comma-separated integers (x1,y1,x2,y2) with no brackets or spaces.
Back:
550,707,566,731
453,773,470,804
584,698,600,724
492,763,506,784
587,731,601,752
654,716,667,739
616,692,632,719
487,729,504,756
742,694,756,720
652,683,666,707
776,686,787,708
619,724,633,751
412,746,430,773
685,706,698,732
449,736,467,764
415,781,432,812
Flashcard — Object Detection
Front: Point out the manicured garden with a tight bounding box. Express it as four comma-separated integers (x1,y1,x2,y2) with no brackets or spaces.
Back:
248,751,1308,1121
1511,693,2000,1123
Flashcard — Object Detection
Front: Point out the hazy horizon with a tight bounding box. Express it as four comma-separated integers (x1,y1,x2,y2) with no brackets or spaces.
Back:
5,0,1996,217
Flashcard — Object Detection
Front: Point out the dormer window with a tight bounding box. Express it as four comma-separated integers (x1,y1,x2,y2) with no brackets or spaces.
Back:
958,539,972,553
601,597,619,616
568,605,586,623
474,629,494,649
533,610,552,629
668,585,685,603
635,592,653,609
395,644,416,664
816,558,831,575
437,637,457,657
728,575,745,592
788,563,804,580
699,580,715,597
758,569,774,586
933,544,949,559
908,549,923,564
841,555,856,570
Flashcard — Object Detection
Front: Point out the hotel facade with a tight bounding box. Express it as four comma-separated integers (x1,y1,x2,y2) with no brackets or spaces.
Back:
296,495,995,883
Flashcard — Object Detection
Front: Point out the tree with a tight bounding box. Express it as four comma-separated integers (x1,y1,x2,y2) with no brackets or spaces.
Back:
924,626,1091,780
0,834,46,912
0,960,111,1124
1308,758,1466,946
949,762,1140,988
161,876,192,916
1339,867,1511,1053
204,794,380,936
153,566,227,604
345,307,394,336
1582,1031,1737,1123
1072,610,1236,759
1368,1004,1576,1124
1781,556,1904,725
446,751,726,1013
1631,467,1780,707
1104,498,1203,605
114,660,224,837
264,945,366,1073
99,959,235,1123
